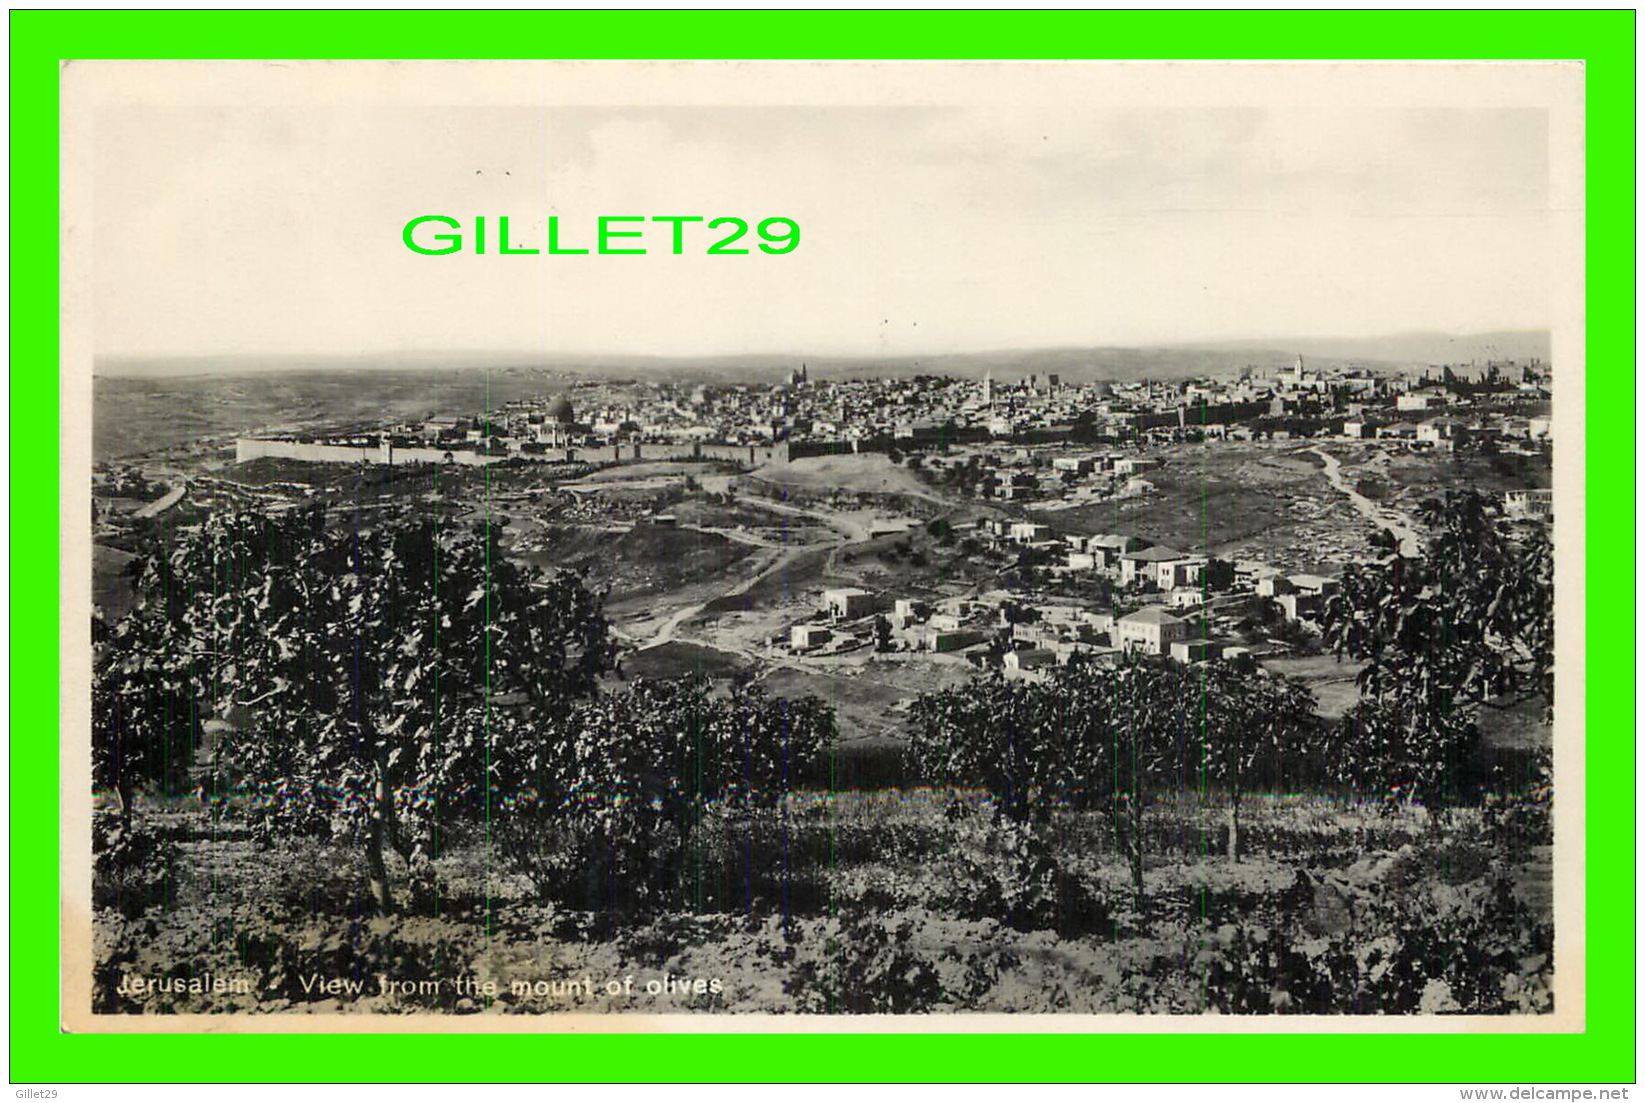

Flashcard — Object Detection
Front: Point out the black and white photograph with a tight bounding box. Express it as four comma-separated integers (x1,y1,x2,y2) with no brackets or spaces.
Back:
64,59,1583,1026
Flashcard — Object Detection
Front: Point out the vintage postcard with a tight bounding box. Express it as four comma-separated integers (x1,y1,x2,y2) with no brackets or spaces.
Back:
62,59,1585,1031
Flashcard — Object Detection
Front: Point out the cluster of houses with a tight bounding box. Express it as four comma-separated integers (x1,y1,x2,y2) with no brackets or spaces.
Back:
919,450,1164,503
785,521,1347,681
1341,408,1551,454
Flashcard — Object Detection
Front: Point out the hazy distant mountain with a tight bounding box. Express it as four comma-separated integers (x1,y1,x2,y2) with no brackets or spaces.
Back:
1178,330,1552,369
91,329,1553,461
96,329,1550,386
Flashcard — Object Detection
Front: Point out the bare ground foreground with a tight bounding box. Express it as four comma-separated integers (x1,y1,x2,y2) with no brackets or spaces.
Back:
94,790,1553,1016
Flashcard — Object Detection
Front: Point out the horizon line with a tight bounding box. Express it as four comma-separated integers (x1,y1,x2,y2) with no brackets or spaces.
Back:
93,327,1554,373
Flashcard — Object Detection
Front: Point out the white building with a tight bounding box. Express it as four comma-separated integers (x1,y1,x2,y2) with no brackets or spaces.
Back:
1009,521,1054,544
1115,607,1188,655
1170,638,1223,664
1168,587,1206,609
1003,648,1059,682
893,598,930,621
1120,546,1188,588
1505,488,1554,520
791,625,833,651
823,588,876,619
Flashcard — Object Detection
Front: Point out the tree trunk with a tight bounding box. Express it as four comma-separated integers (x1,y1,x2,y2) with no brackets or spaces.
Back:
1228,789,1242,864
1121,794,1147,928
367,763,397,915
116,780,136,832
1425,804,1445,846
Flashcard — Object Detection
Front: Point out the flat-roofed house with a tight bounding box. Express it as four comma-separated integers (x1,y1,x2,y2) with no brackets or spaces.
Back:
893,598,930,621
924,629,987,653
823,588,877,620
1120,546,1187,588
1003,648,1060,682
1256,574,1295,598
1079,611,1116,640
1009,521,1054,544
790,625,833,651
1170,638,1223,664
1012,623,1060,648
1288,574,1340,598
1168,587,1206,609
1156,557,1207,590
1276,593,1322,623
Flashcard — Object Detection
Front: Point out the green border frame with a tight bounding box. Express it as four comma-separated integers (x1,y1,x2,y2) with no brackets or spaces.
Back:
11,10,1634,1085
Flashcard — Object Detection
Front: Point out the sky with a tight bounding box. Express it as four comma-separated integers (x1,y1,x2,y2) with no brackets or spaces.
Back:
84,64,1567,362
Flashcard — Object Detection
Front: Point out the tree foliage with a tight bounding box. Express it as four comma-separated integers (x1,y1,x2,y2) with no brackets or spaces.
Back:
909,659,1319,916
1320,489,1553,819
490,678,834,915
1323,489,1553,706
99,504,617,912
93,613,201,824
1194,664,1317,860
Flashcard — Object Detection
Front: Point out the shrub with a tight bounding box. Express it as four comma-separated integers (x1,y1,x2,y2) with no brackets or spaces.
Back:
782,912,944,1014
490,679,833,924
93,811,179,918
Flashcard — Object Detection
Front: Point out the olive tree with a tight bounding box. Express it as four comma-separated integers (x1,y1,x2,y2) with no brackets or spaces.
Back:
488,677,834,913
110,505,615,913
92,612,202,828
1194,665,1317,861
1321,489,1553,824
908,674,1059,826
909,659,1205,922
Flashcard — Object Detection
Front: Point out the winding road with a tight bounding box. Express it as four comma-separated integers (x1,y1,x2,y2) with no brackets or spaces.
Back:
1307,446,1421,557
620,490,874,653
134,482,187,519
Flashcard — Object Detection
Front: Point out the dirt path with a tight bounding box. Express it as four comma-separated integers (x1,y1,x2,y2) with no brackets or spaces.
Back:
1307,446,1421,557
626,488,887,653
619,476,946,656
134,482,187,519
631,544,805,650
732,494,876,543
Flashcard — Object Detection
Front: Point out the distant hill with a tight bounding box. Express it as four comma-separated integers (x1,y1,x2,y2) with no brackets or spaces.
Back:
98,329,1551,386
92,330,1552,460
92,367,570,462
1177,330,1552,370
